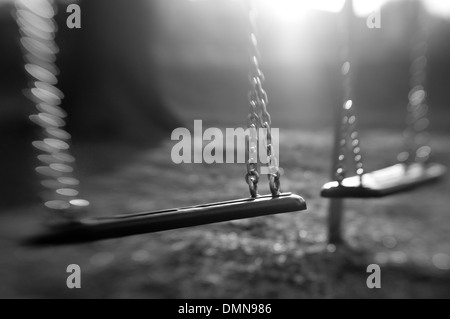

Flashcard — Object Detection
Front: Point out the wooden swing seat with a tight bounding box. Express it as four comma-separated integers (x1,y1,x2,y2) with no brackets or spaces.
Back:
28,193,307,245
321,163,446,198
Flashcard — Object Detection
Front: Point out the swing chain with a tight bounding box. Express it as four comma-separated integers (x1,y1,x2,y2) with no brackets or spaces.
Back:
246,0,280,197
399,5,431,166
246,123,259,197
335,0,364,184
16,0,89,217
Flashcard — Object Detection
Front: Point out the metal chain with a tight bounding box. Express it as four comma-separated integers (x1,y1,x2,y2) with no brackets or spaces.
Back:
335,0,364,185
398,4,431,165
246,0,281,197
16,0,89,220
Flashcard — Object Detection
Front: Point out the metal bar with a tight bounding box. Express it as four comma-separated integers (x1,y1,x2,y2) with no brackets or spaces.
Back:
27,193,307,245
327,0,354,245
328,199,344,245
328,66,345,244
328,99,345,244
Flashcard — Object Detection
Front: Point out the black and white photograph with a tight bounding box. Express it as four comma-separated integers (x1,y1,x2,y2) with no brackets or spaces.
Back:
0,0,450,301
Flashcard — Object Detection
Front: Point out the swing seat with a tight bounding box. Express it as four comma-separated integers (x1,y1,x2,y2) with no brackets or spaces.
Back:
28,193,307,245
321,163,446,198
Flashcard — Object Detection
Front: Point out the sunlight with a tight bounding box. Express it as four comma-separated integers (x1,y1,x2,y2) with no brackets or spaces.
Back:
423,0,450,18
260,0,391,20
353,0,389,17
260,0,450,19
261,0,345,23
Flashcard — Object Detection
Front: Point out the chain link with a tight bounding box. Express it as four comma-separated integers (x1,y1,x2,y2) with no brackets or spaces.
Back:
246,0,280,197
16,0,89,219
335,0,364,185
398,5,431,165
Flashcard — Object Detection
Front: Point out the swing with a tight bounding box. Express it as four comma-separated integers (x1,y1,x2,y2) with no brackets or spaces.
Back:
16,0,306,245
321,0,446,199
29,193,306,245
322,163,446,198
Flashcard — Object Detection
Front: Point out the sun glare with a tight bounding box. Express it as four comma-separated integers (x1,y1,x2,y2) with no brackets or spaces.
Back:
423,0,450,18
353,0,390,17
260,0,345,23
260,0,396,21
260,0,450,20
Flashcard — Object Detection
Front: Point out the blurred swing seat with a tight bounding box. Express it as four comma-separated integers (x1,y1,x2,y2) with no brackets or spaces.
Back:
321,163,446,198
28,193,307,245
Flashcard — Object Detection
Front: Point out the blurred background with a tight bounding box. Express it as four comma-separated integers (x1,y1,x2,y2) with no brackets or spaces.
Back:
0,0,450,298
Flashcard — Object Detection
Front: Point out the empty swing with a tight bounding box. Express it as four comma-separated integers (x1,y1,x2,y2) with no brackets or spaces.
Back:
17,0,306,245
321,0,446,199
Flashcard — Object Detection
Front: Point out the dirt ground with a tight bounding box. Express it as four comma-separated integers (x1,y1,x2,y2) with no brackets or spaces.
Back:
1,128,449,299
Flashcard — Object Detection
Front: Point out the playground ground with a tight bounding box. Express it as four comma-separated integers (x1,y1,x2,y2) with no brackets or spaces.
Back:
1,125,450,298
1,60,450,299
